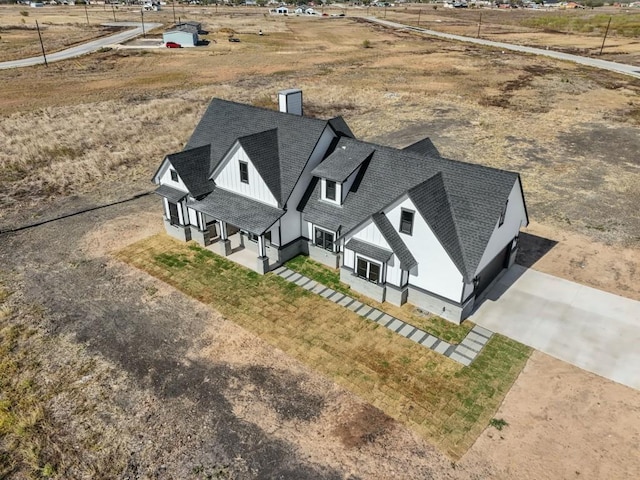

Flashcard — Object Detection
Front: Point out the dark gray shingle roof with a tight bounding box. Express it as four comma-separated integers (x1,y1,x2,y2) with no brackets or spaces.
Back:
407,174,465,276
402,137,440,158
301,139,518,281
188,188,284,234
328,116,355,138
154,184,187,203
237,129,281,202
344,238,393,264
371,212,417,270
165,145,214,198
184,98,330,207
312,137,373,183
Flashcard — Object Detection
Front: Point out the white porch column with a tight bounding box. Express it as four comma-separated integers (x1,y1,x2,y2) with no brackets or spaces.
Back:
163,197,170,219
257,234,267,258
219,221,228,240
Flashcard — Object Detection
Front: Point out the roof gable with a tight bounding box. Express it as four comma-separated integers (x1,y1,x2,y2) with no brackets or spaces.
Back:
407,174,466,278
164,144,213,198
237,129,281,204
402,137,440,158
184,98,329,206
371,212,417,270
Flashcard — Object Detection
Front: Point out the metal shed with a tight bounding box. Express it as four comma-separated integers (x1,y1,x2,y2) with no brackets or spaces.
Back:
163,25,199,47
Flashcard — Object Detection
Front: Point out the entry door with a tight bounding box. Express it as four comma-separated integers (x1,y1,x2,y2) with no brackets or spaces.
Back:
168,202,180,225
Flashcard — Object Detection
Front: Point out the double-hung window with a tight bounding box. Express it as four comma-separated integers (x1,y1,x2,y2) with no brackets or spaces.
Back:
239,161,249,184
170,169,179,182
314,228,334,252
356,257,381,284
400,209,414,235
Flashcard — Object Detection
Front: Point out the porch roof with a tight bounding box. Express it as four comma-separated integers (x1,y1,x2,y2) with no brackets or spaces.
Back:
345,238,393,264
188,188,284,234
154,184,187,203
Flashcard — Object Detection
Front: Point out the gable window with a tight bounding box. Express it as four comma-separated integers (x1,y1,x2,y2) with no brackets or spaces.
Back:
325,180,336,201
239,161,249,184
170,169,179,182
314,228,334,252
499,200,509,227
356,257,381,284
400,209,414,235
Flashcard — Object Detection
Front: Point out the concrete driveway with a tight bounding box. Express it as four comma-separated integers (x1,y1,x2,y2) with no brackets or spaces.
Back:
470,265,640,391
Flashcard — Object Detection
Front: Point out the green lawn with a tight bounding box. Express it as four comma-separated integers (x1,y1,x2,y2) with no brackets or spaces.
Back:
285,255,473,344
117,235,531,459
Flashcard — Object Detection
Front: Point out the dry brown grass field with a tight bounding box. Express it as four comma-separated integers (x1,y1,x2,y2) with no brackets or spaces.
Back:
1,5,640,479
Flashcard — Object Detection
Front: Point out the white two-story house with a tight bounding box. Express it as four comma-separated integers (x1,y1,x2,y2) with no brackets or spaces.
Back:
153,89,529,323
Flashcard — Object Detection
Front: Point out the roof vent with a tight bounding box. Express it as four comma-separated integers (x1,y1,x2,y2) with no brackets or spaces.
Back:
278,89,303,116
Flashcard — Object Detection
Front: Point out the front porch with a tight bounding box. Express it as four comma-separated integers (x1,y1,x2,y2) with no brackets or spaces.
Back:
204,224,279,274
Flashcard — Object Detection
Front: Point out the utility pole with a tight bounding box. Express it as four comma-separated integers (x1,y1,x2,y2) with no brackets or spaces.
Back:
141,9,146,38
84,3,90,26
477,12,482,38
111,3,116,22
36,20,48,67
600,16,612,56
172,1,176,24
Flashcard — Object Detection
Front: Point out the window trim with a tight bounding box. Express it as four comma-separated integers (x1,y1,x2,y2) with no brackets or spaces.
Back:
170,169,179,183
356,256,382,284
314,227,335,252
239,161,249,184
499,200,509,227
399,208,414,236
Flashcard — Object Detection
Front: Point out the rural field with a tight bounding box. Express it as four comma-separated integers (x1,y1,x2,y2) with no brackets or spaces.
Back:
1,4,640,479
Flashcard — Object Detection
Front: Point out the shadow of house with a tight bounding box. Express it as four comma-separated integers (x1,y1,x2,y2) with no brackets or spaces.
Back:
516,231,558,268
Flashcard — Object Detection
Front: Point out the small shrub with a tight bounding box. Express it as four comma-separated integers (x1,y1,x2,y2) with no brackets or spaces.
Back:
489,417,508,431
20,11,29,17
362,39,371,49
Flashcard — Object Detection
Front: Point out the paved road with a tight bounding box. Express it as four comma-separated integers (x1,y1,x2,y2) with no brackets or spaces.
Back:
367,17,640,80
470,265,640,391
0,22,162,70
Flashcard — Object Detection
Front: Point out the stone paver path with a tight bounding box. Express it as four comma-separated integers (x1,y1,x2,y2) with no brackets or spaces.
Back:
274,266,494,366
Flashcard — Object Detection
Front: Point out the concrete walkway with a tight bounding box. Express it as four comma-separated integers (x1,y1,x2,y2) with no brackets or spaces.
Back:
273,266,492,366
0,22,162,70
366,17,640,80
470,265,640,391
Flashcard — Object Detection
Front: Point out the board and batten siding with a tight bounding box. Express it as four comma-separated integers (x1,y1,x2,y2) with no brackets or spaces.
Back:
278,125,336,245
385,196,464,302
156,159,189,193
212,143,279,208
474,177,528,275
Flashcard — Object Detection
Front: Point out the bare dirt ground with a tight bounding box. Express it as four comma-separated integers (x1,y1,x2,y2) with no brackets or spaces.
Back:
1,6,640,479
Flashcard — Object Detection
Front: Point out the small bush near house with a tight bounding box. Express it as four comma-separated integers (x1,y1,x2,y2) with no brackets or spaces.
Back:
489,418,509,431
20,11,29,17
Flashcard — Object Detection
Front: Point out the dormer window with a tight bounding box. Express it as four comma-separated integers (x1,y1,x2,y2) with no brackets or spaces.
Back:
239,161,249,184
170,169,179,182
321,178,341,205
325,180,336,201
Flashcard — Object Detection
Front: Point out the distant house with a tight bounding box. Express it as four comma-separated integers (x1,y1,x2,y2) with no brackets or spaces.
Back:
30,2,45,7
153,89,529,323
163,24,199,47
175,20,203,33
274,6,288,14
295,5,316,14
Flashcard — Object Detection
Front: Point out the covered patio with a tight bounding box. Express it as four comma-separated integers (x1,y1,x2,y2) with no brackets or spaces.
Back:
188,188,285,274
